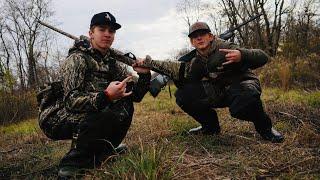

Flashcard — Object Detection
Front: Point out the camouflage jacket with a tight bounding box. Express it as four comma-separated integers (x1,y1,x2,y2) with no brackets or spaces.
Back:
183,38,269,84
59,44,151,120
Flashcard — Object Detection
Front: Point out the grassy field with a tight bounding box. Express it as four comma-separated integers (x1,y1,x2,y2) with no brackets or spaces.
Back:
0,87,319,179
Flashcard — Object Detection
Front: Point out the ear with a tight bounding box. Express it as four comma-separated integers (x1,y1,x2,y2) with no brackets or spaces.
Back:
209,33,215,41
89,29,94,39
190,38,196,47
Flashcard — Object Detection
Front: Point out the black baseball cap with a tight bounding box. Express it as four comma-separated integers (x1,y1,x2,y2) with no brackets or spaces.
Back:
188,22,211,37
90,12,121,30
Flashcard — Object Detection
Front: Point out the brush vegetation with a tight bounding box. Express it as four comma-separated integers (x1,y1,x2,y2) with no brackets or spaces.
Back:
1,86,319,179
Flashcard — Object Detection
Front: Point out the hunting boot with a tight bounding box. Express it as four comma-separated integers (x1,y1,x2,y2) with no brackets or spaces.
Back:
247,101,284,143
231,98,284,143
58,136,94,178
255,114,284,143
189,125,221,135
114,143,128,154
188,109,221,135
93,141,129,166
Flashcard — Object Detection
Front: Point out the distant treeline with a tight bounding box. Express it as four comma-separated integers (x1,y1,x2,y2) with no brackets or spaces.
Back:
0,0,319,124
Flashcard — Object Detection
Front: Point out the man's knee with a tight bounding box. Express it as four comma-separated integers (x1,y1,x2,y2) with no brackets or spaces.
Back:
229,96,262,120
175,87,192,108
40,117,75,140
79,110,133,144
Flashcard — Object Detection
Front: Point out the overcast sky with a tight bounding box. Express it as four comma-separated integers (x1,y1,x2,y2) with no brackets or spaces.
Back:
52,0,192,59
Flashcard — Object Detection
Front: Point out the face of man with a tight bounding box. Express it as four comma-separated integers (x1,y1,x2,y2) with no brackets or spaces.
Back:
89,25,115,51
190,30,214,52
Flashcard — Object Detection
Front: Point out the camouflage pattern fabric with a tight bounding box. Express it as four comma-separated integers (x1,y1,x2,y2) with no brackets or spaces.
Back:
39,42,150,140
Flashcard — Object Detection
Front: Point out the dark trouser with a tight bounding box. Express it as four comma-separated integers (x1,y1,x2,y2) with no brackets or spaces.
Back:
175,79,272,132
175,83,220,130
40,103,134,167
75,106,133,154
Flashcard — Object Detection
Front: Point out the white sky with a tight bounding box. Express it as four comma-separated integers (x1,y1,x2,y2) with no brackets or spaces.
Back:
52,0,192,59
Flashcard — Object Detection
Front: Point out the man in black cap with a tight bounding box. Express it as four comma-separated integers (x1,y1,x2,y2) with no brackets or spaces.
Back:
174,22,284,143
40,12,151,177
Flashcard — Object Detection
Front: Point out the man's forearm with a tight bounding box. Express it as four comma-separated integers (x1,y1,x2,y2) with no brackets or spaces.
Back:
238,48,269,70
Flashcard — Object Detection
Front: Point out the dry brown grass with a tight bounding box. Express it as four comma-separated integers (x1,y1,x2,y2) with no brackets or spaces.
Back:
259,55,320,90
0,91,37,125
0,87,319,179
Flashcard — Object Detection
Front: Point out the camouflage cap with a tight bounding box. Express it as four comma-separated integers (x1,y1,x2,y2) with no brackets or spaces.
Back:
90,12,121,30
188,22,211,37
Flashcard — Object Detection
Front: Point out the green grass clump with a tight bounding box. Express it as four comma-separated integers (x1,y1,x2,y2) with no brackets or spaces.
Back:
263,88,320,108
0,119,39,136
99,143,176,179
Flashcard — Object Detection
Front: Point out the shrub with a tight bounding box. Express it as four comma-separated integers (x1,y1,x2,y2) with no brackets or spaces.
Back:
259,54,320,90
0,90,37,125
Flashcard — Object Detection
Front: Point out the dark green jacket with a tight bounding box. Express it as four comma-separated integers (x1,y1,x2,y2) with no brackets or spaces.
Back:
182,38,269,85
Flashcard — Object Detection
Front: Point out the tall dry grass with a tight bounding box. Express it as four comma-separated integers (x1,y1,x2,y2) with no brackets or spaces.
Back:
259,54,320,90
0,87,319,179
278,62,291,91
0,90,37,125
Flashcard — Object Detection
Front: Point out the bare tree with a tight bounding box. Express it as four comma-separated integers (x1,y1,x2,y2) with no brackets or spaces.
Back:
2,0,54,89
282,0,320,57
219,0,294,56
176,0,294,55
177,0,203,27
0,17,10,73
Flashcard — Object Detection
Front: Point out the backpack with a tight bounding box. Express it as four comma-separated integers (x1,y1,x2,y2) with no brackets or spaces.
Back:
36,81,65,139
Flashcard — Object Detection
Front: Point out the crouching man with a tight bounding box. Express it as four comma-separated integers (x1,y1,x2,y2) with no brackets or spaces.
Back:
175,22,284,143
39,12,151,178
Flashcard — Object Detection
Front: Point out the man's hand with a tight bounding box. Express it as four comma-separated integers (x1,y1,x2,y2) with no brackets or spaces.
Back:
104,76,133,101
219,49,242,65
132,58,151,74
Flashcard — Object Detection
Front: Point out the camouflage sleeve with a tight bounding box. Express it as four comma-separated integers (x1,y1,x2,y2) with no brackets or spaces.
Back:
113,62,151,102
143,56,182,81
61,53,110,113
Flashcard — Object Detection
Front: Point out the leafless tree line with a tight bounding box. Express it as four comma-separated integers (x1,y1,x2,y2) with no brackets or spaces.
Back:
0,0,319,92
177,0,320,57
0,0,61,91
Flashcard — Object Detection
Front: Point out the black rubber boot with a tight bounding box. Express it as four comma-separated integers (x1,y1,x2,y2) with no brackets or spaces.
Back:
58,136,107,178
231,99,284,143
114,143,128,154
94,143,128,166
189,125,221,135
58,147,93,178
257,127,284,143
255,115,284,143
175,83,221,135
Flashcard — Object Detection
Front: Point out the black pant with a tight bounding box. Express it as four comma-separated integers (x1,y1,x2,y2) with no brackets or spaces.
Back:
75,106,133,153
175,79,272,132
58,104,134,168
42,103,134,153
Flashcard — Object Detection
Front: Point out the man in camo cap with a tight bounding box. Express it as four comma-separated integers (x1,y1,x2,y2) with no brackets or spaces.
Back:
174,22,284,143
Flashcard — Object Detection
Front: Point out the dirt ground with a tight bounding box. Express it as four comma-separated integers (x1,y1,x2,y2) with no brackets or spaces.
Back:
0,87,319,179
